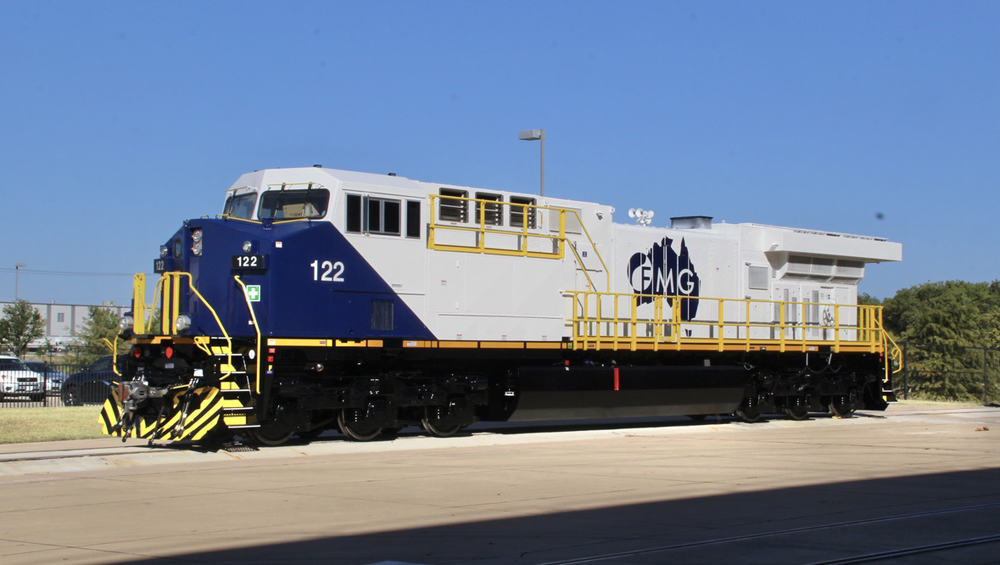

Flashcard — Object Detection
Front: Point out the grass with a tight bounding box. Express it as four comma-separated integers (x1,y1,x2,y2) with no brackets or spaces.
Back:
0,407,107,444
895,398,986,407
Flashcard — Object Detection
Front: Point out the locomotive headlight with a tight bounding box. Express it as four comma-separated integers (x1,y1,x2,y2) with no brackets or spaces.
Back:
242,240,252,253
120,316,134,332
191,229,203,256
175,315,191,333
159,245,169,258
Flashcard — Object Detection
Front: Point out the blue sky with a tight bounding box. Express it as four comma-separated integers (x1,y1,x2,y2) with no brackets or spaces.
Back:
1,1,998,305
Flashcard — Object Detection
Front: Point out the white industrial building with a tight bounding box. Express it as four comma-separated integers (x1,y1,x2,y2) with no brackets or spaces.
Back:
0,300,128,351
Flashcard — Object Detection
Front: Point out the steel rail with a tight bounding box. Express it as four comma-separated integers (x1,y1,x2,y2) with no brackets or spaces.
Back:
805,534,1000,564
536,501,1000,565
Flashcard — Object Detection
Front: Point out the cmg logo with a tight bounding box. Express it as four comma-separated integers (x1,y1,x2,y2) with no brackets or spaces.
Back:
627,237,700,321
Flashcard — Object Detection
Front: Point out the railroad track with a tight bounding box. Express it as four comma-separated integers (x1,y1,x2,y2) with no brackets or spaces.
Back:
807,534,1000,564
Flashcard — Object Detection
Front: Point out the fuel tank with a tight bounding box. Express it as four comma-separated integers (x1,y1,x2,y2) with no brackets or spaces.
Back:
508,364,746,421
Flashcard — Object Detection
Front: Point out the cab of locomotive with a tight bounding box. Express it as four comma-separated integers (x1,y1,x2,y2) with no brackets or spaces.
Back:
120,176,350,342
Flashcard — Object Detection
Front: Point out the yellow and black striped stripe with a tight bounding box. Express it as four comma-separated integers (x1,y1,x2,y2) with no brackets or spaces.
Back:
100,386,225,442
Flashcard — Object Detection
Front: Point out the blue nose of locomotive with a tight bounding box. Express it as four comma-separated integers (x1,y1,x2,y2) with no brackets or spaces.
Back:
153,218,435,341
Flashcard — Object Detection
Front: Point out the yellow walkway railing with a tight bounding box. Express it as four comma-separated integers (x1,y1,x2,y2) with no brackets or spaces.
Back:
567,291,897,360
427,194,609,291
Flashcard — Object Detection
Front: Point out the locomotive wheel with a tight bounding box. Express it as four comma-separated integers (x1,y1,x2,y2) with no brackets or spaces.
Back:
248,428,295,446
828,396,856,417
337,411,383,441
735,407,760,423
421,419,463,437
783,405,809,420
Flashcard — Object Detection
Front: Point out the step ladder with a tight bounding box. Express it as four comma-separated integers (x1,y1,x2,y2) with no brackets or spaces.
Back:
211,339,260,430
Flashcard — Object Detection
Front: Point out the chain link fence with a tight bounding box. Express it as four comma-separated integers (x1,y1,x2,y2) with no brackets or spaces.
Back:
897,342,1000,406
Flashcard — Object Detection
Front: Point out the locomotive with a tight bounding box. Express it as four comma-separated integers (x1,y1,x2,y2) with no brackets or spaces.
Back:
101,166,902,445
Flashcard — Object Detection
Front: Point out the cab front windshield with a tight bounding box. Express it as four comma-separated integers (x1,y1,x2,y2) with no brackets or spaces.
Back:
224,192,258,219
258,189,330,219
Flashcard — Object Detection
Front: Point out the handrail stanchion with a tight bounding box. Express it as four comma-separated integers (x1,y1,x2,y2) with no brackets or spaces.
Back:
234,275,263,394
133,274,147,334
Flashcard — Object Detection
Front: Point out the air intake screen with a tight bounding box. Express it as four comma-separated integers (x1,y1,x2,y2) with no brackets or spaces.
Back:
371,299,394,331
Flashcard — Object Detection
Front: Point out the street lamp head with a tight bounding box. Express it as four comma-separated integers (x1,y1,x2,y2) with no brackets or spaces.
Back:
518,128,546,196
518,129,544,141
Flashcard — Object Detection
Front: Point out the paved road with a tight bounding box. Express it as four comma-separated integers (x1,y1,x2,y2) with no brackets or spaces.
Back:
1,403,999,564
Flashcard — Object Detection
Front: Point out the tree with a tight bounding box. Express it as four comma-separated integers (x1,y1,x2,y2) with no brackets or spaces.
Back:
71,306,128,366
0,300,45,358
884,281,1000,349
857,293,882,306
883,281,1000,402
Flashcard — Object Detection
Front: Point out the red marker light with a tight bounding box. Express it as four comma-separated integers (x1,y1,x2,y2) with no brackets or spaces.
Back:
133,346,142,358
165,346,174,359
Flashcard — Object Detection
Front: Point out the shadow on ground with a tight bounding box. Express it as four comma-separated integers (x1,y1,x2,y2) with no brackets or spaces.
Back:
120,467,1000,565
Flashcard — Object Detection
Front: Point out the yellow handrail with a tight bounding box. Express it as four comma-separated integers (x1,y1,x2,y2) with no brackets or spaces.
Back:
873,314,904,380
220,214,314,225
563,208,610,292
127,273,165,335
428,194,610,291
567,291,889,356
135,271,233,380
132,274,147,334
233,275,263,394
102,337,121,378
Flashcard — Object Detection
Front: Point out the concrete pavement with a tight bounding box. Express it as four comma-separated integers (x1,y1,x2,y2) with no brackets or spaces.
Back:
1,403,998,564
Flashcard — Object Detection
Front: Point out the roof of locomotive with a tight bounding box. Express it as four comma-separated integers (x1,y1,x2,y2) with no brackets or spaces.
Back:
227,167,420,193
225,166,901,263
225,166,614,212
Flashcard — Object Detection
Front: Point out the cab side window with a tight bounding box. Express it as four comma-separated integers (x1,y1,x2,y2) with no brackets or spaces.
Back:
345,193,402,236
346,194,363,233
406,200,421,238
367,197,401,235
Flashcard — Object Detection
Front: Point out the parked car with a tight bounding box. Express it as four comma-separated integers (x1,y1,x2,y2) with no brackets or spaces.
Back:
62,356,122,406
22,360,68,394
0,355,44,401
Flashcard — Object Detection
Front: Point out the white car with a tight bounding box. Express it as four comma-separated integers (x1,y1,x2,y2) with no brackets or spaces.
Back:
0,355,44,401
22,361,67,394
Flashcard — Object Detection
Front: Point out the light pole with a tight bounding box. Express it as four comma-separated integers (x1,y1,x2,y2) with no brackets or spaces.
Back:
14,262,26,301
518,128,545,196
